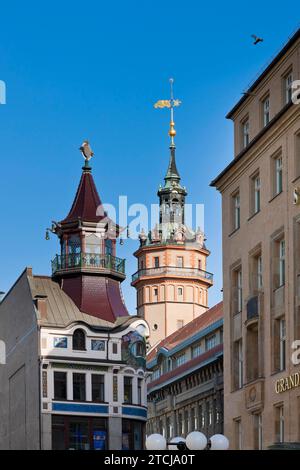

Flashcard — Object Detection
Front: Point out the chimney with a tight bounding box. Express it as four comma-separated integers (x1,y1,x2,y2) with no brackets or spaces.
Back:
34,295,48,320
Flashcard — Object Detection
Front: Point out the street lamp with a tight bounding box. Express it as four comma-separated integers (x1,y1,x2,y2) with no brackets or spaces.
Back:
146,432,229,451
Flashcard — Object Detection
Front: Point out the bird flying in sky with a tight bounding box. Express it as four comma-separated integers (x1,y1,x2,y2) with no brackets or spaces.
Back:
251,34,263,45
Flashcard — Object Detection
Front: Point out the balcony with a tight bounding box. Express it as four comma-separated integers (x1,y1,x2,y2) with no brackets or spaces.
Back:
131,266,213,284
245,292,264,325
51,252,126,279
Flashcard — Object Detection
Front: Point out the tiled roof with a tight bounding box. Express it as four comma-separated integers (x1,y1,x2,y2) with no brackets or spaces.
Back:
60,169,106,224
147,301,223,363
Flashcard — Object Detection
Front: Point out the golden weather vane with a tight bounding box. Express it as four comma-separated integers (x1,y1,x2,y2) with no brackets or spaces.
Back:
154,78,182,146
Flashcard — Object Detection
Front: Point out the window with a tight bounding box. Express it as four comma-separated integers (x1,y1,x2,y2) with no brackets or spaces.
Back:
279,239,285,286
105,239,113,256
122,419,144,450
52,416,108,450
205,334,217,350
72,329,86,351
275,155,283,195
112,343,118,354
73,373,86,401
284,71,293,104
254,414,263,450
178,287,183,297
275,405,284,443
153,287,158,301
198,259,202,270
254,175,261,213
262,96,270,127
233,340,243,389
177,319,184,329
279,318,286,371
237,268,243,313
176,353,186,367
257,255,263,290
92,374,105,402
137,378,143,405
91,340,106,351
124,377,133,403
154,257,160,268
54,337,67,348
192,344,202,358
177,257,184,268
232,192,240,231
54,371,67,400
242,119,250,148
235,419,242,450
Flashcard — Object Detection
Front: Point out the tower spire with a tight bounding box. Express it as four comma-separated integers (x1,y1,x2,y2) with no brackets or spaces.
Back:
154,77,182,148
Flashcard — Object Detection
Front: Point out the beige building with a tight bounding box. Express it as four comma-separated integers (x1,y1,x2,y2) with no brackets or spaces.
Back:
211,28,300,449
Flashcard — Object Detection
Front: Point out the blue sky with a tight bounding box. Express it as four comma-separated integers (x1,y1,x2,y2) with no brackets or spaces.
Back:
0,1,299,313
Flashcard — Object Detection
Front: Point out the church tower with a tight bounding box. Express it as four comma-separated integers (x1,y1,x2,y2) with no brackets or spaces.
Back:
131,80,213,346
49,141,129,323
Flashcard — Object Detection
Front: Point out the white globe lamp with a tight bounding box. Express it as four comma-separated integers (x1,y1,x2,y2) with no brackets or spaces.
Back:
186,431,208,450
210,434,229,450
146,433,167,450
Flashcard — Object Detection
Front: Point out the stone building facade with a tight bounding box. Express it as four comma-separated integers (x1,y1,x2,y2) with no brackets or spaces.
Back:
211,28,300,449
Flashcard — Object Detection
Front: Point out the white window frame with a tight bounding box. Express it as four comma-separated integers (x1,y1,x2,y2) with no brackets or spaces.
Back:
257,255,263,290
275,156,283,195
243,119,250,148
237,269,243,313
279,318,286,371
263,96,270,126
254,175,261,213
279,239,285,287
234,193,240,230
238,340,243,389
285,72,293,104
279,406,284,443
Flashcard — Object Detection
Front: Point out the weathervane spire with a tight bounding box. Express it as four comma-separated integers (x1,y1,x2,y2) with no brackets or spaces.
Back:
154,78,182,147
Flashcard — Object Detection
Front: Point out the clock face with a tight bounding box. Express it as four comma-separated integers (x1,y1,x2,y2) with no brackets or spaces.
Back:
91,340,106,351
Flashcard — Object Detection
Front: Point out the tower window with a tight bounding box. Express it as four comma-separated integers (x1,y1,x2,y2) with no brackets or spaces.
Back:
124,377,133,403
105,239,113,256
177,257,184,268
72,329,86,351
154,257,160,268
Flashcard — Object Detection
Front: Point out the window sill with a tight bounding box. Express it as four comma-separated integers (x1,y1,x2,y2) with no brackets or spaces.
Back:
248,210,260,222
229,227,240,238
269,191,283,204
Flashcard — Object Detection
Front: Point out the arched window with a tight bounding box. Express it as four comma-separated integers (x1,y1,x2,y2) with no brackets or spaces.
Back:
72,329,86,351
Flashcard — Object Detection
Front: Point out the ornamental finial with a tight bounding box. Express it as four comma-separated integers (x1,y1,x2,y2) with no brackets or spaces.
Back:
154,78,182,147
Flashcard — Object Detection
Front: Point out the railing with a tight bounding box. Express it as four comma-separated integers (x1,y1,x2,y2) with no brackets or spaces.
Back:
52,252,125,275
132,266,213,283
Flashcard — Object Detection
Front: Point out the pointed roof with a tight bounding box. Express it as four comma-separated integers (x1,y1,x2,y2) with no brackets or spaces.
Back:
61,164,106,224
165,145,180,182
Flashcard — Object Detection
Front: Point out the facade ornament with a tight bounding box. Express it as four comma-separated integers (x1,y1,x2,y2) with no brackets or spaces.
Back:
196,227,205,247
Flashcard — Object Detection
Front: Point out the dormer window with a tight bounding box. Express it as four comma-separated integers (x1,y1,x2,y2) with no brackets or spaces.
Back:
72,329,86,351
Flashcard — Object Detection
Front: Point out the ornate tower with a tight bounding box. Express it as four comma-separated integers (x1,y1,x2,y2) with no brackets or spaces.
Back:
131,80,213,346
49,141,129,323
